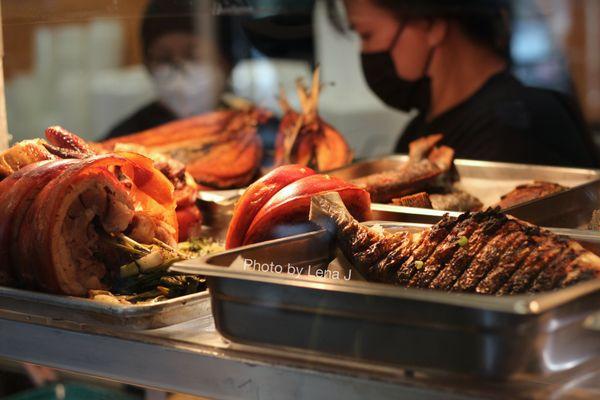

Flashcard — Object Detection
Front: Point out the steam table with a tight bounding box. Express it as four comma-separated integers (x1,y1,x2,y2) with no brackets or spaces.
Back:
0,313,599,399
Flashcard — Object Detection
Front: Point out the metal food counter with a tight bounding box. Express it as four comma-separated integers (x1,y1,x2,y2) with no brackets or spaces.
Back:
1,308,600,399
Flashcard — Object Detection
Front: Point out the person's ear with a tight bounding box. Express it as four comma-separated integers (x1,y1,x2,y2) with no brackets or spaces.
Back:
427,18,448,47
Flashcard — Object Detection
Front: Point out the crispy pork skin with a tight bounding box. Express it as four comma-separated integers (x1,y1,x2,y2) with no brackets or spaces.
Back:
0,154,177,296
0,160,79,285
0,140,55,179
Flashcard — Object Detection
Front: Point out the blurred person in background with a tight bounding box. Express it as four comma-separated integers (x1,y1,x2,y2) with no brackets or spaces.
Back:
333,0,598,167
105,0,233,139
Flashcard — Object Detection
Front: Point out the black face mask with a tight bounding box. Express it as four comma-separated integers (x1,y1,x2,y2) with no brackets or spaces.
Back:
361,24,433,113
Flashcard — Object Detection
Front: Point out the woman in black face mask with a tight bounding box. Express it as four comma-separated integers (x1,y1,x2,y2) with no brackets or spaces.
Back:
336,0,598,168
360,18,434,114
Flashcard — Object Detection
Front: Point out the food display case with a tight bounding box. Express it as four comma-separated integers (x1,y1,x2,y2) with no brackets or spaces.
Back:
1,1,600,399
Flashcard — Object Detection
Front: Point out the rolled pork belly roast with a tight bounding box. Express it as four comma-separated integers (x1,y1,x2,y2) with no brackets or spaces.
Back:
0,125,201,243
0,153,178,295
0,159,79,286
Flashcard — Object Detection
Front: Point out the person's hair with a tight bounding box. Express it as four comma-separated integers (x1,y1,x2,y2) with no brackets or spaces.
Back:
327,0,512,60
141,0,235,66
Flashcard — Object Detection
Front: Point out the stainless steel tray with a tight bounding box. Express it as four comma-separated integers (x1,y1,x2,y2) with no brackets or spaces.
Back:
506,179,600,229
173,222,600,378
0,286,211,331
197,189,242,241
328,156,600,225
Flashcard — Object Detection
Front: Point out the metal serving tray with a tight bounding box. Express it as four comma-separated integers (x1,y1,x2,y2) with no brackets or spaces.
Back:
0,286,210,331
196,189,242,240
328,156,600,225
173,223,600,378
506,178,600,230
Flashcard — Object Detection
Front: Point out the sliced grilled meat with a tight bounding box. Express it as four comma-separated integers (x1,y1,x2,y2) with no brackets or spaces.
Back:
391,192,433,208
392,189,483,212
496,181,567,209
310,192,424,281
352,160,442,203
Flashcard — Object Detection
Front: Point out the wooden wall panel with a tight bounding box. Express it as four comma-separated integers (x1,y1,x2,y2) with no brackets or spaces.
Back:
1,0,148,79
0,2,8,150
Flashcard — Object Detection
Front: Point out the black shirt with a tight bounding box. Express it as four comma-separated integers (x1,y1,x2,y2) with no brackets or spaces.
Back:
105,101,176,140
395,71,598,168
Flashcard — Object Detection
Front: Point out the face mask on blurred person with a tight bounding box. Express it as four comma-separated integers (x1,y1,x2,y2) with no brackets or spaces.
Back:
152,62,225,118
360,23,434,113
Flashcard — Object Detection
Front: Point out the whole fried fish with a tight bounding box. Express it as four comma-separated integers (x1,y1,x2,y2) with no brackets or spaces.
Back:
310,192,600,294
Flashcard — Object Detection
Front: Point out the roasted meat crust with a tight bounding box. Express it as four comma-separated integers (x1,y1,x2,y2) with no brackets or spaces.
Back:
0,140,56,180
452,222,523,292
396,214,462,286
496,181,567,209
353,160,443,203
392,189,483,212
476,236,537,294
496,237,563,295
0,160,79,286
431,211,507,290
352,135,455,204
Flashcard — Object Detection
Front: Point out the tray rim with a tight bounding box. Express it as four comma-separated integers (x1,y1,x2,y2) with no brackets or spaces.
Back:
327,154,600,177
0,284,210,317
328,155,600,216
172,223,600,316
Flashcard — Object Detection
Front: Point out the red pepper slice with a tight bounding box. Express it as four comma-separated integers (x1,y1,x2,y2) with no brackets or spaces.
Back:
242,174,371,245
225,164,315,249
177,205,203,242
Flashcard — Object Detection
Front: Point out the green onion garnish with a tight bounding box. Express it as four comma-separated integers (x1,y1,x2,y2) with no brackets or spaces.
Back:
120,262,139,279
458,236,469,247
